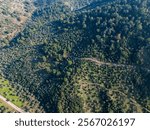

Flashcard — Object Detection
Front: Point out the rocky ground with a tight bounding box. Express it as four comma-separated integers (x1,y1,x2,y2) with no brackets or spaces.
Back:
0,0,34,46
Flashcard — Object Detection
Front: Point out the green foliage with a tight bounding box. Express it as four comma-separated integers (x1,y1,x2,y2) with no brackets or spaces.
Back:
0,0,150,113
0,74,44,112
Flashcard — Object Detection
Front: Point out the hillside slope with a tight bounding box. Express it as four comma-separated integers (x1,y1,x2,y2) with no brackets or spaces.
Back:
0,0,150,112
0,0,34,47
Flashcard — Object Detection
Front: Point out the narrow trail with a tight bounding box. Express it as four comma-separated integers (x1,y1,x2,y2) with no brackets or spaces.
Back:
79,57,150,72
0,95,24,113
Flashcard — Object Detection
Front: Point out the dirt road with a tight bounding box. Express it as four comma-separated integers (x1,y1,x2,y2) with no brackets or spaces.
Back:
80,57,150,72
0,95,24,113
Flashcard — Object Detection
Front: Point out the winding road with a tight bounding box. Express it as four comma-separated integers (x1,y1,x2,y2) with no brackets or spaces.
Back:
0,95,24,113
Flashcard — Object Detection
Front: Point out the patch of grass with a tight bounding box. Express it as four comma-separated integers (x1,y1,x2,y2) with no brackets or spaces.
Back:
0,76,23,107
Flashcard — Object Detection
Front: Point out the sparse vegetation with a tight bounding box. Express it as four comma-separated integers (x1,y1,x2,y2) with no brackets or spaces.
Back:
0,0,34,47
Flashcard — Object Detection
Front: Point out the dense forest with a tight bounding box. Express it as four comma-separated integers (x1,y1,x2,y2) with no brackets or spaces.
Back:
0,0,150,112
